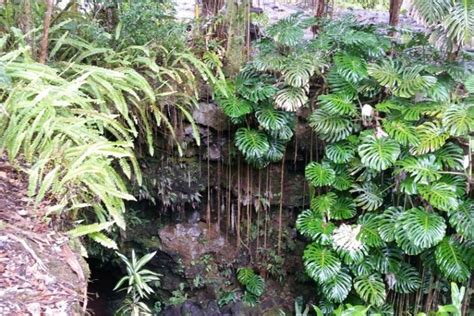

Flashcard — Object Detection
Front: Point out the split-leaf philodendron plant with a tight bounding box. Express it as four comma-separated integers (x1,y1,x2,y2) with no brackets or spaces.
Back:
221,13,474,313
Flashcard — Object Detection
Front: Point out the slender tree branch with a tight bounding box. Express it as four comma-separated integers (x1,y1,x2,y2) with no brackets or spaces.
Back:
39,0,54,64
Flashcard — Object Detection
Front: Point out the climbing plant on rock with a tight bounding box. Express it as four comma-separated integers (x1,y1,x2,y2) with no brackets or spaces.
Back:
215,13,322,167
296,19,474,314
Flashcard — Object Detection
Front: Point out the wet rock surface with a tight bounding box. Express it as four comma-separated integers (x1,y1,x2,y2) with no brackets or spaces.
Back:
159,222,226,264
192,102,229,132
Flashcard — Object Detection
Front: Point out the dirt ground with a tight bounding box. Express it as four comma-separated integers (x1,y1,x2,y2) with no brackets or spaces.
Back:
0,155,88,316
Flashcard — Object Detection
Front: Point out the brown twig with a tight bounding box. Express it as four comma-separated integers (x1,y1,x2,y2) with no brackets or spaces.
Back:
7,233,47,272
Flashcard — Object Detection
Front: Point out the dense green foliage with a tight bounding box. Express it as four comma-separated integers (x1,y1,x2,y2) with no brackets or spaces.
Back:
413,0,474,54
0,2,221,248
289,15,474,313
216,13,322,167
0,1,472,314
237,267,266,306
114,250,160,315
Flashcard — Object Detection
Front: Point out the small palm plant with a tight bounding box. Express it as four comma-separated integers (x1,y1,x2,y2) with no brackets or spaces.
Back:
114,250,160,316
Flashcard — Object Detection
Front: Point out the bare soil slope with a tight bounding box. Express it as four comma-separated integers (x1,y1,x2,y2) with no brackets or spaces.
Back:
0,155,88,316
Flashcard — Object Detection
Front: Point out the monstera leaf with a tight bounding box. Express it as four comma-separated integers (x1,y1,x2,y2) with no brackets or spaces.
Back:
235,128,270,160
216,93,253,118
255,106,290,131
237,268,265,297
442,104,474,136
358,213,384,248
435,237,470,282
354,274,386,306
448,200,474,240
400,208,446,249
311,192,337,213
415,121,449,155
331,196,357,220
418,182,459,211
378,207,403,243
397,155,441,184
372,246,403,273
383,119,420,146
358,134,400,171
318,94,356,115
326,140,356,163
274,86,308,111
303,244,341,283
309,109,355,142
296,209,334,245
351,182,384,211
321,269,352,303
391,263,421,294
305,162,336,187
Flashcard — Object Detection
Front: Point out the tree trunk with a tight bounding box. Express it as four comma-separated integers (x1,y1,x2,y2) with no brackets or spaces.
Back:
389,0,403,27
315,0,326,17
201,0,224,16
311,0,326,34
17,0,35,53
39,0,54,64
